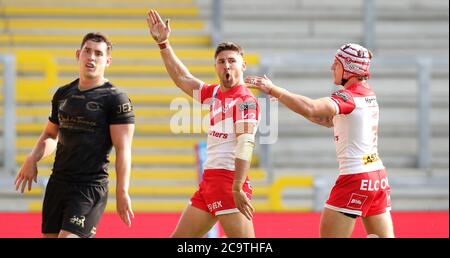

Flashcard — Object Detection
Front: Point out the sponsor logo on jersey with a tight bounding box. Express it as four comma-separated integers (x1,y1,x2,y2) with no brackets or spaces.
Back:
362,153,380,165
365,96,377,105
239,102,257,111
58,114,97,131
207,201,223,212
334,92,349,102
70,215,86,228
209,130,228,139
117,102,133,114
346,193,367,209
86,101,100,111
360,178,389,191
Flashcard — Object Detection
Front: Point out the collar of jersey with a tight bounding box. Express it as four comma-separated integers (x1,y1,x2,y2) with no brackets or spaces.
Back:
77,79,109,92
217,84,243,98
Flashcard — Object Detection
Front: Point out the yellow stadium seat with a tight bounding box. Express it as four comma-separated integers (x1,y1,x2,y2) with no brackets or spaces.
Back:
0,7,199,17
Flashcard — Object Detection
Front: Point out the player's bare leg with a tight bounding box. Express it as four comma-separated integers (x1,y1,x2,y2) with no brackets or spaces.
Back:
218,212,255,238
43,233,58,238
58,230,81,238
362,211,395,238
171,205,218,238
320,208,356,238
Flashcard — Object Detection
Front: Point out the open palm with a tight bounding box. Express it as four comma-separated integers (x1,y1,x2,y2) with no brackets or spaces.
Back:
245,75,273,94
146,9,171,43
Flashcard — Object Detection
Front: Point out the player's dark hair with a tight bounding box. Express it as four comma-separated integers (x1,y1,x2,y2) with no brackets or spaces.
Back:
214,42,244,59
80,32,113,54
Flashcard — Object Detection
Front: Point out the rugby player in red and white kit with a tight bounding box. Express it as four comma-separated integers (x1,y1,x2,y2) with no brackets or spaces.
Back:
246,43,394,238
147,10,259,238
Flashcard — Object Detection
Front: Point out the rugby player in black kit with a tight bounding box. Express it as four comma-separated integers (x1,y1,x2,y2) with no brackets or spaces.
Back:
15,32,135,238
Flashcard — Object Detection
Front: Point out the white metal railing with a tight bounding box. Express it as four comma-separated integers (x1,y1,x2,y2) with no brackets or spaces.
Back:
211,0,223,47
363,0,376,52
1,54,16,176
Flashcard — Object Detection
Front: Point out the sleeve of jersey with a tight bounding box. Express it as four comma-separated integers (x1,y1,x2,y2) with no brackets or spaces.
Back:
198,83,215,104
329,90,356,115
234,96,259,124
48,88,61,125
108,92,135,124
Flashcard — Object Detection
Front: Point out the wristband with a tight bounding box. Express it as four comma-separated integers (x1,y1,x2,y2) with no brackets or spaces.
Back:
158,40,168,50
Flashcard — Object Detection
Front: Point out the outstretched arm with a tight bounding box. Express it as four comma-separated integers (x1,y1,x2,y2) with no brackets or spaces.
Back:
146,9,203,98
306,116,334,128
245,75,335,127
15,121,59,193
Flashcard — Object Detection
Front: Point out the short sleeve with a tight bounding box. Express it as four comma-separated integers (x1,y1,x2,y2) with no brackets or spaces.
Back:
234,96,259,124
330,90,355,115
198,83,217,104
48,88,61,124
108,92,135,124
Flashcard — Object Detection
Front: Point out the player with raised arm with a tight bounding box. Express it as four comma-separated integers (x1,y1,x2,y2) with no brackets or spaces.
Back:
146,9,259,238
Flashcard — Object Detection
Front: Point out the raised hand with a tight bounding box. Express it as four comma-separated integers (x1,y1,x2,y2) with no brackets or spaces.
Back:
244,75,273,95
146,9,171,43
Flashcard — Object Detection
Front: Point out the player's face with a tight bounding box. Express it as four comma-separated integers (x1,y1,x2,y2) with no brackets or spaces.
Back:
331,58,344,85
77,40,111,80
215,50,246,89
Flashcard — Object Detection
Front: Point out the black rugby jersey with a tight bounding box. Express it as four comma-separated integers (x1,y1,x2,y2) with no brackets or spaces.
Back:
48,79,134,184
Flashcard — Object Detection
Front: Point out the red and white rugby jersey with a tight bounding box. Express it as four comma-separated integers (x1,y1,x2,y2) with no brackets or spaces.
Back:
328,81,385,175
198,83,260,171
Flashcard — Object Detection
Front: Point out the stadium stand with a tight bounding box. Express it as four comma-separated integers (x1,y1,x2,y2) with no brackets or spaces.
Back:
0,0,448,213
0,0,267,213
